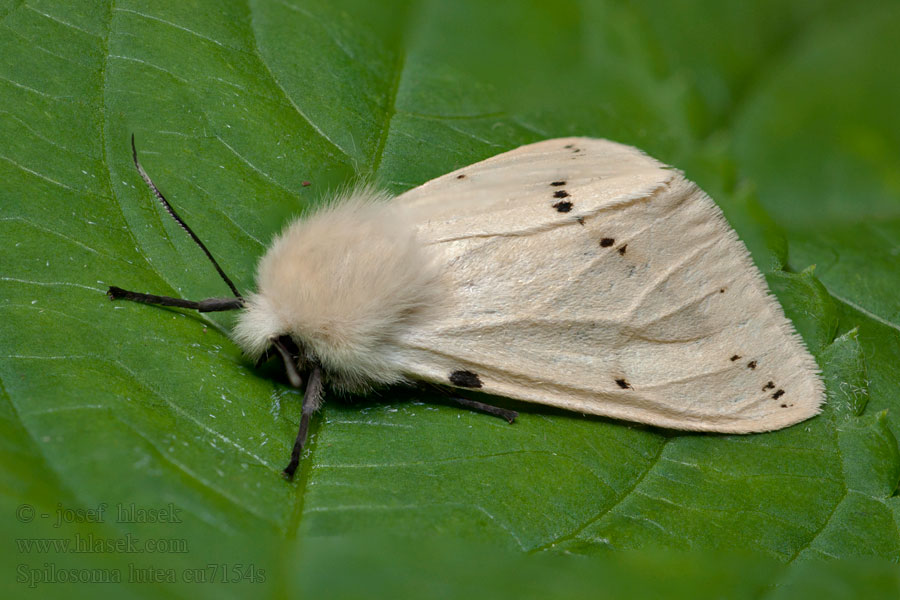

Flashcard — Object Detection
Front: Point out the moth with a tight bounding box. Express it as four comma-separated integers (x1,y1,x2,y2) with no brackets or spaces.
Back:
109,136,824,479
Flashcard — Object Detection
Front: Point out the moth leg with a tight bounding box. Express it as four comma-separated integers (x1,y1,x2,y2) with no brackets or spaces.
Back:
270,336,303,388
282,364,323,480
422,383,517,423
447,396,518,424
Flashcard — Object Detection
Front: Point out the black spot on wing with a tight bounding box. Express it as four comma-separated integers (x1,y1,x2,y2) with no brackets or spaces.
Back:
617,244,627,255
552,201,573,213
763,381,775,391
615,378,632,389
564,144,574,149
450,370,482,388
747,360,757,370
600,238,615,247
553,190,570,199
456,174,466,179
550,180,566,186
729,355,741,361
576,216,585,226
772,389,785,400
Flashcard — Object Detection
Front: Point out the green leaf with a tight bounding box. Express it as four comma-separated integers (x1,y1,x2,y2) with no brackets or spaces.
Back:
2,0,899,597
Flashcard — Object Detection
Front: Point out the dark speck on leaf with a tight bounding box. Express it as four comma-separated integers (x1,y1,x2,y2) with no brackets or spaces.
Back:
552,201,573,213
449,370,482,388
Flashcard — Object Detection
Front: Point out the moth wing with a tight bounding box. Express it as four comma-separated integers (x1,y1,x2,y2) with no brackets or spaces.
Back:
396,137,672,240
390,138,824,433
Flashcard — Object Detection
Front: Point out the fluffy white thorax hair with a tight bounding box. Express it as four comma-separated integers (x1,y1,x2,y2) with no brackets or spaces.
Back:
233,189,442,392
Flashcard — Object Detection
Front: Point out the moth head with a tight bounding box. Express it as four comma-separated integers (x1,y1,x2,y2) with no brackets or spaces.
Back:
225,292,310,388
232,293,285,359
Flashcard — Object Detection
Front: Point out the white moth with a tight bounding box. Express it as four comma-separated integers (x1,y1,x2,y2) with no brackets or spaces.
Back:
110,136,825,478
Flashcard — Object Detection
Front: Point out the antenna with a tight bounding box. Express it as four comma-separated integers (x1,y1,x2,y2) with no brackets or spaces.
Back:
131,134,241,299
107,286,243,312
106,136,244,313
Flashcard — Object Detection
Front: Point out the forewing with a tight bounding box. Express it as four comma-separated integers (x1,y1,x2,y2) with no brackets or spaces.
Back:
391,138,824,433
395,138,673,241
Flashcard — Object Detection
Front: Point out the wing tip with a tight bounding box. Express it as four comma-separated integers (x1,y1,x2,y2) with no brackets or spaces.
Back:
671,177,828,422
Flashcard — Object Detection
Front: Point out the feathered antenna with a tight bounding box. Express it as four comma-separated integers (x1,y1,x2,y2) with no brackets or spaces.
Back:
130,134,241,299
106,135,244,312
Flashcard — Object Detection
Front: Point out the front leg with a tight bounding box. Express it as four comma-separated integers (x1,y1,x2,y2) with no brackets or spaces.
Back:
283,364,323,480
